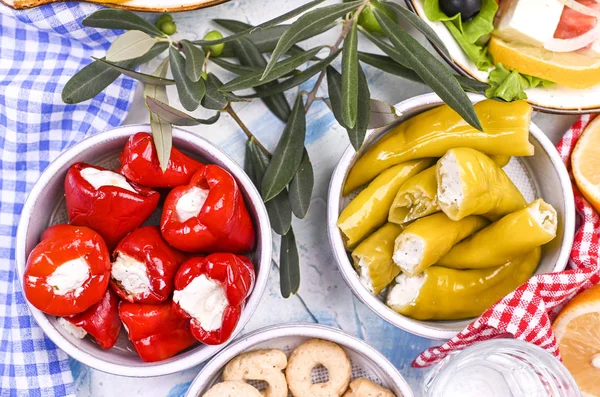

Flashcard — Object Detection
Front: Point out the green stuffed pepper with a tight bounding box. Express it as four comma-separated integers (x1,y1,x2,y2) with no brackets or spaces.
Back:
386,247,541,321
438,199,557,269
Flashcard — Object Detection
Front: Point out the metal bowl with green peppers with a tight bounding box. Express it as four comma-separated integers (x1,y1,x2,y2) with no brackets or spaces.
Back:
327,93,575,340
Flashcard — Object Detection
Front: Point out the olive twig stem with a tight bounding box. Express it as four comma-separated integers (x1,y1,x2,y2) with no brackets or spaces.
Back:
225,104,270,154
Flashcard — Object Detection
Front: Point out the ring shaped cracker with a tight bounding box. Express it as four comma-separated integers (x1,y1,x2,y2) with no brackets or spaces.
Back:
286,339,352,397
222,349,288,397
342,378,396,397
202,381,262,397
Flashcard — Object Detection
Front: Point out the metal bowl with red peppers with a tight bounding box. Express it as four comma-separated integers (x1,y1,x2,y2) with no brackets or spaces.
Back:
15,124,272,377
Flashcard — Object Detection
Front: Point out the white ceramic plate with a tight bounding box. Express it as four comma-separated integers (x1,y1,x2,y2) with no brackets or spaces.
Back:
406,0,600,114
2,0,229,12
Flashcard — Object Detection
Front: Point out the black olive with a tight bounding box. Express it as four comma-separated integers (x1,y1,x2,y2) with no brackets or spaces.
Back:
439,0,482,22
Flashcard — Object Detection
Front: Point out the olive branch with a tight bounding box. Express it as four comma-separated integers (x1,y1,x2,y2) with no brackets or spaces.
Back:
61,0,488,298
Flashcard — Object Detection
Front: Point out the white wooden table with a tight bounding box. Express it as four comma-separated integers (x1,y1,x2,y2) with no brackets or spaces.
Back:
72,1,579,396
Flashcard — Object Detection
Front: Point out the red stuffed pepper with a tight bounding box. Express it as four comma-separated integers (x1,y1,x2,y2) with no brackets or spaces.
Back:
119,301,196,362
23,225,111,316
119,132,204,188
173,254,255,345
65,162,160,249
110,226,187,304
57,288,121,349
160,165,255,253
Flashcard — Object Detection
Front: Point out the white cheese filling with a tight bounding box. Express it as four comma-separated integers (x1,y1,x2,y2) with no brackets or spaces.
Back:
173,274,228,332
386,273,427,309
392,234,425,274
111,253,151,296
80,167,136,193
437,153,464,210
176,186,209,222
528,200,557,234
47,258,90,296
357,258,375,295
57,317,87,339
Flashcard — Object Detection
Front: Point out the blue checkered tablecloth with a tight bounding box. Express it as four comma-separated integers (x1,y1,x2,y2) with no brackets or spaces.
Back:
0,3,137,395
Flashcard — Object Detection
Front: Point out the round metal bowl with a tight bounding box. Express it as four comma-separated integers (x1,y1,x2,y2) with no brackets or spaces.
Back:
15,124,272,377
5,0,230,13
185,323,415,397
327,93,576,340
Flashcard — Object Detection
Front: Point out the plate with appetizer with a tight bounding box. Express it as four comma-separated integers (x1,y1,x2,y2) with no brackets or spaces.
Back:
328,93,575,339
15,125,272,376
186,324,415,397
2,0,229,12
405,0,600,113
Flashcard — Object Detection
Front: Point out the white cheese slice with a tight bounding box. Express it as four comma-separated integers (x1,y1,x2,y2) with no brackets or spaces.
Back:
437,152,464,210
494,0,564,48
357,258,375,295
111,253,151,296
386,273,427,310
173,274,228,332
57,317,87,339
176,186,209,222
392,234,425,274
47,258,90,296
80,167,136,193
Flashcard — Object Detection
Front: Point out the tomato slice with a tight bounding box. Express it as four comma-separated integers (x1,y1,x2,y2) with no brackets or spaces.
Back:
555,0,599,39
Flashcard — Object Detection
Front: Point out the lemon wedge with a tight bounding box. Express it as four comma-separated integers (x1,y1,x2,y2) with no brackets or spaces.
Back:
488,36,600,89
553,284,600,397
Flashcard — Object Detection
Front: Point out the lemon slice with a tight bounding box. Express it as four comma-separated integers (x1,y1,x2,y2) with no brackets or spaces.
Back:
553,284,600,397
488,36,600,89
572,116,600,213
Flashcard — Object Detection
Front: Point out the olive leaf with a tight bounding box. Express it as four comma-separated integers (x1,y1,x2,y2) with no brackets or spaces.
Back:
232,38,291,122
263,1,363,79
373,8,482,130
326,65,346,128
210,58,261,75
288,149,314,219
106,30,157,63
261,96,306,202
347,65,370,151
341,19,359,129
383,1,449,57
170,47,206,111
146,97,220,126
192,0,326,46
369,99,401,129
239,49,341,99
221,47,325,92
91,57,176,85
280,227,300,298
214,22,305,58
201,73,229,111
358,51,489,92
144,58,171,172
358,51,421,83
62,42,168,104
82,9,165,37
180,40,206,82
247,140,293,235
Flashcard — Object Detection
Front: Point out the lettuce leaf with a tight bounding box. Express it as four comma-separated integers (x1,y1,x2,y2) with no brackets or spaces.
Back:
485,63,555,101
423,0,498,70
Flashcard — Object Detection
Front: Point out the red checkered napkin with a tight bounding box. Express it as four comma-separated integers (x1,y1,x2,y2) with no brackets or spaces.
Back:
413,114,600,368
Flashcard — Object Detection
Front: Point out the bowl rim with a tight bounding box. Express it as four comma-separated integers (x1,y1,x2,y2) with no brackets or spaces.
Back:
15,124,272,377
403,0,600,115
327,93,576,340
184,323,415,397
2,0,231,12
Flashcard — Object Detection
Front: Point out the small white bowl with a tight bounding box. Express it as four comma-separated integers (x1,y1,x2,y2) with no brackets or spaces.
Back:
185,323,415,397
15,124,272,377
327,93,575,340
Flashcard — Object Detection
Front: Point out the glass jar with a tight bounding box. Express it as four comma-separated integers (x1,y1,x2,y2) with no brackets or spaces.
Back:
424,339,581,397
